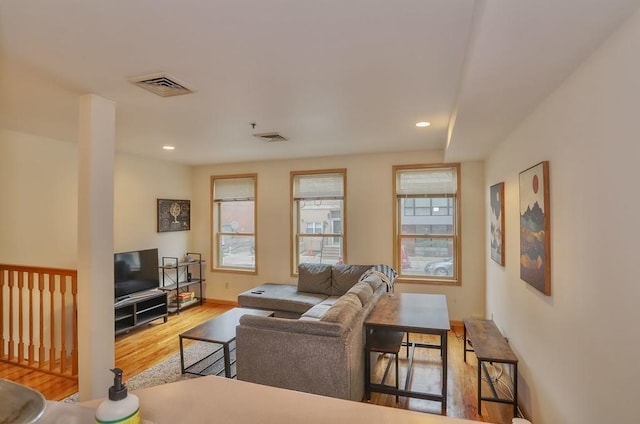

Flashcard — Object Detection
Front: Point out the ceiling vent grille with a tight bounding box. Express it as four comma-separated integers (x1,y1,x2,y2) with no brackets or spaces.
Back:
129,73,194,97
253,132,288,142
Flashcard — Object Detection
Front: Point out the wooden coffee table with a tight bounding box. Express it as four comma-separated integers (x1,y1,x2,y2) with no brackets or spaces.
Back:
179,307,274,378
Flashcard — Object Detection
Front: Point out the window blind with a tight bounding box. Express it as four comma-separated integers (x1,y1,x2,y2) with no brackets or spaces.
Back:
396,167,457,197
213,177,255,201
293,173,344,200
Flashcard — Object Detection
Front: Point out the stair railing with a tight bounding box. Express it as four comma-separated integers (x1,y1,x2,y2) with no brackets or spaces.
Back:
0,264,78,379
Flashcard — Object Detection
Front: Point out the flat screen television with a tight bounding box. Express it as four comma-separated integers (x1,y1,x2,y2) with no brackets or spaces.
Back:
114,248,160,300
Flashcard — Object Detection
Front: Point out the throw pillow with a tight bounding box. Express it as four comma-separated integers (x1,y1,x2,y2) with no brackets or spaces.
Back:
298,263,332,295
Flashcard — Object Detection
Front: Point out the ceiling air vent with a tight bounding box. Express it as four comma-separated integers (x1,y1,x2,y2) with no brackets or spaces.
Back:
253,132,288,142
129,73,194,97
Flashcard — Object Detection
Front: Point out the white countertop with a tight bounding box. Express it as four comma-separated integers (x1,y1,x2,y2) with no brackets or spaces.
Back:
38,376,473,424
42,376,478,424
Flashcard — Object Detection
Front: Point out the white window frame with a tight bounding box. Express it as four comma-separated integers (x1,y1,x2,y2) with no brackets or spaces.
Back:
211,174,257,274
393,164,461,284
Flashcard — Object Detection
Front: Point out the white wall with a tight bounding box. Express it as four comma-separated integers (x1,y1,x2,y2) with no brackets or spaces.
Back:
114,154,191,258
192,150,485,320
484,9,640,424
0,128,192,267
0,129,78,268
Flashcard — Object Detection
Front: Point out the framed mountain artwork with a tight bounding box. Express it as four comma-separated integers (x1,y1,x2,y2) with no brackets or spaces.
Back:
519,161,550,295
490,182,505,266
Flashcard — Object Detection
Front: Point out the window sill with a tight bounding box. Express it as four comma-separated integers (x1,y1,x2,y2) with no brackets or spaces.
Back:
211,267,257,275
396,277,461,286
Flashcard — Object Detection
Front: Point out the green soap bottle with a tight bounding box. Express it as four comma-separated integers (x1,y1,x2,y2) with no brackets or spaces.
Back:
95,368,140,424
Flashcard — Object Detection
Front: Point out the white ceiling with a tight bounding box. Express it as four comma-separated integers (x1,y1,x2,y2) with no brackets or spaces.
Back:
1,0,638,165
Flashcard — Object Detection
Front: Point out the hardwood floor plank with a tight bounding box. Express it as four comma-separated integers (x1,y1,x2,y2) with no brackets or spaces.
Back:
1,305,517,423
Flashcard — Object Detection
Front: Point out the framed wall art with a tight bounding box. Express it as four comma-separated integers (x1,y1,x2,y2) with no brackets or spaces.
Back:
519,161,550,295
157,199,191,232
490,182,505,266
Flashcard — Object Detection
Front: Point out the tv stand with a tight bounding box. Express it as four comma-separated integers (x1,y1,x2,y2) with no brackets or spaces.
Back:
115,290,168,335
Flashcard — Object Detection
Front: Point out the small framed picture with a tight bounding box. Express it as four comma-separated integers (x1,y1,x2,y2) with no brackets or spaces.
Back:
157,199,190,232
490,182,505,266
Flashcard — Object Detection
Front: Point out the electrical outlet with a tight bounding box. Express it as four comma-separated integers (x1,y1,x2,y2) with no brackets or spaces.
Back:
225,282,229,289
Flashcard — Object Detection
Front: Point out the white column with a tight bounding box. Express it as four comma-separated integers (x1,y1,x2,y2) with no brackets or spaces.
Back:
77,94,116,401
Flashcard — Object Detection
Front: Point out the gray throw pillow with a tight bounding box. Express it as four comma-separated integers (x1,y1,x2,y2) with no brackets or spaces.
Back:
331,264,373,296
298,263,332,295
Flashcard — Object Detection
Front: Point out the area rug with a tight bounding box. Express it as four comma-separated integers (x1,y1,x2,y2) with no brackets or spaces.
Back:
64,341,234,402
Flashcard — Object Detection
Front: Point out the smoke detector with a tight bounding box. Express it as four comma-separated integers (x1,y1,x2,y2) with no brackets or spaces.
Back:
129,73,194,97
253,132,288,142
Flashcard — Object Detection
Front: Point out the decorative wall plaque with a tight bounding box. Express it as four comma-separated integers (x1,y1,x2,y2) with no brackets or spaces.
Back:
157,199,190,232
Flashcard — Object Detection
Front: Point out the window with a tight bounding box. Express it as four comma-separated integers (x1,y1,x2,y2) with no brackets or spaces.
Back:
394,164,460,283
306,222,323,234
291,170,346,274
403,198,454,216
211,174,257,273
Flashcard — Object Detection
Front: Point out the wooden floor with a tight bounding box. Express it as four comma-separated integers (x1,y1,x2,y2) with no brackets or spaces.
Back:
0,302,516,423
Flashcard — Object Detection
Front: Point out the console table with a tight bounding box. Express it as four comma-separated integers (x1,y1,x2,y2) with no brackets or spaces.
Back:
365,293,450,414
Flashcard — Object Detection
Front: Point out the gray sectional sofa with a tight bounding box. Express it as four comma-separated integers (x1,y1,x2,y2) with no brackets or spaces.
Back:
235,263,396,401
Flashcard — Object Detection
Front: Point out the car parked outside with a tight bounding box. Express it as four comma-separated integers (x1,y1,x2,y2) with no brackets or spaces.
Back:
423,258,453,276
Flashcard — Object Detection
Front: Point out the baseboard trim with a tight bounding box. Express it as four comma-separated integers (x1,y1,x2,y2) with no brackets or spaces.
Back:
203,298,239,307
450,320,463,328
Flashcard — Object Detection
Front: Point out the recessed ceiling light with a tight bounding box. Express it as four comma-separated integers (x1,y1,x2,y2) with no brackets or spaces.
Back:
162,145,175,150
416,121,431,127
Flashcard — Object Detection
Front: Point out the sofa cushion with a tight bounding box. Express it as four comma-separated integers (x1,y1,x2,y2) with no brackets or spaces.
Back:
346,281,374,305
331,264,373,296
238,283,327,314
318,296,340,307
321,293,361,325
298,263,332,295
300,302,332,321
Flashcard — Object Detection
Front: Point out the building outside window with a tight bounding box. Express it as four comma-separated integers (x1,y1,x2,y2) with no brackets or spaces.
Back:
291,170,346,275
211,174,257,273
394,164,460,283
